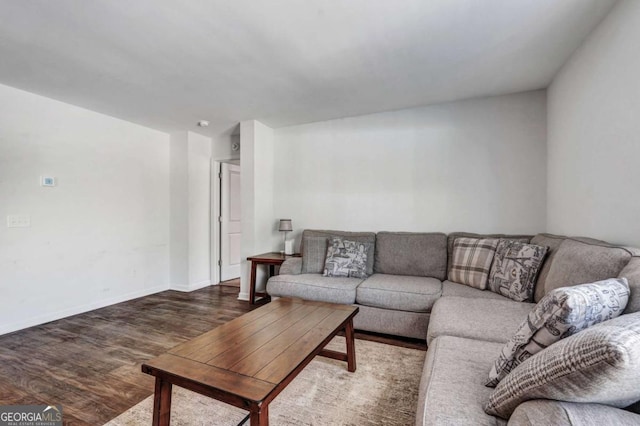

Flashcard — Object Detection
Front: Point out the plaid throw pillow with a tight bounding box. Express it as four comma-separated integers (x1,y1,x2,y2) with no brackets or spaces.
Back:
485,278,630,387
448,237,499,289
485,310,640,419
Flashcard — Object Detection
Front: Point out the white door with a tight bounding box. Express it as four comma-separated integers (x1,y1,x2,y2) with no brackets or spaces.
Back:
220,163,241,281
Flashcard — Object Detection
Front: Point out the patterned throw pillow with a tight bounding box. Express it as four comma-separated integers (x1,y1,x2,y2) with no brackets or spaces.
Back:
323,237,371,279
448,238,499,289
488,240,548,302
485,278,630,387
485,311,640,419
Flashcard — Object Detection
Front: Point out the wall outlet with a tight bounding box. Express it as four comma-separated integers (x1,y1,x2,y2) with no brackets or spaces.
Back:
41,176,56,187
7,215,30,228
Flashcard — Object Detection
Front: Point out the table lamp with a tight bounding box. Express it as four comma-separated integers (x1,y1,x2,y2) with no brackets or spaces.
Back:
278,219,293,254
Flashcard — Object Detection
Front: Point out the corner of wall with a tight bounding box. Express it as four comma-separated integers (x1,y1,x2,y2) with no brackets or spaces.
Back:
239,120,276,299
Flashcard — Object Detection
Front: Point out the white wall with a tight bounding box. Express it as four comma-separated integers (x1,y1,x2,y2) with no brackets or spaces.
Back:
212,131,241,162
188,132,212,287
273,91,547,246
169,131,212,291
240,120,277,300
0,83,170,335
170,132,188,287
547,0,640,247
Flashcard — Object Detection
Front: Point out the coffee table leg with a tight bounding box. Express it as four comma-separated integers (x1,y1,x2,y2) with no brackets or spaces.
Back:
250,403,269,426
345,319,356,372
152,377,172,426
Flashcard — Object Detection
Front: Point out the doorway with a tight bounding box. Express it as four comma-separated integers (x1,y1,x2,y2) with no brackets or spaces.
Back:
219,162,241,282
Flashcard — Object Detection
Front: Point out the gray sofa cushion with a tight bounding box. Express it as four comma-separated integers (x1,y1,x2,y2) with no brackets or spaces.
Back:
427,296,534,345
530,233,565,302
417,335,506,426
300,230,376,275
620,256,640,314
508,400,640,426
485,312,640,419
447,232,533,264
353,304,430,340
355,273,442,313
374,232,447,279
279,257,302,275
544,239,632,296
266,274,363,304
442,280,514,301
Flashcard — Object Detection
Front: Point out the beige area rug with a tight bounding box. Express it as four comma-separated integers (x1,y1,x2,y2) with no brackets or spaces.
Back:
105,336,425,426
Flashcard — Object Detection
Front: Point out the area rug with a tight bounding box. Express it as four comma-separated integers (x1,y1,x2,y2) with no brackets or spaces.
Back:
105,336,425,425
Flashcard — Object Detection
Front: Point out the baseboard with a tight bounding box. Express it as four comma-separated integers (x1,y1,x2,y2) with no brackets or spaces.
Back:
0,284,169,336
237,292,250,301
171,280,212,292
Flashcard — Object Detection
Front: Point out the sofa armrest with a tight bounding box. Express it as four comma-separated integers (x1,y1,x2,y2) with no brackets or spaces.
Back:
279,257,302,275
508,400,640,426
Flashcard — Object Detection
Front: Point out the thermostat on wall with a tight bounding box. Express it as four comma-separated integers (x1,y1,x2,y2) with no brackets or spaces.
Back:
41,176,56,187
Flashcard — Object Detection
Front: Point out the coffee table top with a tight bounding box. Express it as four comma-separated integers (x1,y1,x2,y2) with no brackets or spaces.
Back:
142,298,358,404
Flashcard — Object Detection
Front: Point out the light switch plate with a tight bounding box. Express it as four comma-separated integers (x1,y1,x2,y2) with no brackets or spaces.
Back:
7,215,30,228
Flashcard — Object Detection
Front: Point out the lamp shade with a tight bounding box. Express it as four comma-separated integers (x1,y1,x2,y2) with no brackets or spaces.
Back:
278,219,293,232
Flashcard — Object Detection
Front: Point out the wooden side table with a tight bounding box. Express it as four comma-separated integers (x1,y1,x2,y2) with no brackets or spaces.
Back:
247,252,299,305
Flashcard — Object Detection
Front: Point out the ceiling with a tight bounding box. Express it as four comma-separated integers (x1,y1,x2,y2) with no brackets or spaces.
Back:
0,0,617,137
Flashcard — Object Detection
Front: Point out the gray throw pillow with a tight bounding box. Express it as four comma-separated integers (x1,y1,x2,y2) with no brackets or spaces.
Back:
488,239,548,302
485,311,640,419
301,236,328,274
448,237,499,289
323,237,371,279
485,278,630,387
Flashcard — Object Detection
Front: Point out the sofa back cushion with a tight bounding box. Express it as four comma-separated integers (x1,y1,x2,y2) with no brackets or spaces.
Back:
544,239,632,296
619,256,640,314
530,233,566,302
446,232,532,264
300,230,376,275
374,232,447,279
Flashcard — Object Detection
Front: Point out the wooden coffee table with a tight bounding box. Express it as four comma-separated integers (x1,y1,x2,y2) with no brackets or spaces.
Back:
142,298,359,426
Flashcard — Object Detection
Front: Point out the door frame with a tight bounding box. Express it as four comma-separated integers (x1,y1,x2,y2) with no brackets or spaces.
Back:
211,161,222,285
211,159,241,285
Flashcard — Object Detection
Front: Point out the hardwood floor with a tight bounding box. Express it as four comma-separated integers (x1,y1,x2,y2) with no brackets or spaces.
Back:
220,277,240,287
0,285,425,425
0,285,252,425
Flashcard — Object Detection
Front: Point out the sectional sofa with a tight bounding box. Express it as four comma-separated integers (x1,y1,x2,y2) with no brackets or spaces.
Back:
266,229,640,425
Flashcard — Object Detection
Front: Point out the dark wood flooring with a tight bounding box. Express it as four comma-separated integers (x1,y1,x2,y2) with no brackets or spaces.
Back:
0,285,425,425
220,277,240,287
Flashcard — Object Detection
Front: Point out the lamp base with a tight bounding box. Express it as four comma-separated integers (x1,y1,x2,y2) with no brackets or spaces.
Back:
284,239,294,255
